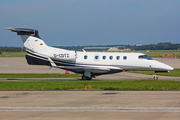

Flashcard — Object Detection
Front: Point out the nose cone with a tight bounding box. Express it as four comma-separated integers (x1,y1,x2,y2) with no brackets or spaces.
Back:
150,60,174,72
161,64,173,71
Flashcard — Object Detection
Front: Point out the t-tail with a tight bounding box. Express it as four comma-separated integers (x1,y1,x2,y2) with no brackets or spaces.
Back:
6,27,76,66
6,27,49,54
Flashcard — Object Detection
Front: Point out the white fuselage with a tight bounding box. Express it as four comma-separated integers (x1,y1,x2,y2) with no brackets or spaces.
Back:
50,51,173,72
22,36,173,76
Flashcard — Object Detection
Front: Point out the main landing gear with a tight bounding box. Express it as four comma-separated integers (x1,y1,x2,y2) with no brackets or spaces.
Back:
81,71,94,80
82,75,92,80
153,72,158,80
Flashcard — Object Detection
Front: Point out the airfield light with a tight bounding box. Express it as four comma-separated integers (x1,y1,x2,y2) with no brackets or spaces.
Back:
65,70,69,74
85,84,87,90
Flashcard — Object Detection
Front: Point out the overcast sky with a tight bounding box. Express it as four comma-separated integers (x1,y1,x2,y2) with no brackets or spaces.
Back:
1,0,180,47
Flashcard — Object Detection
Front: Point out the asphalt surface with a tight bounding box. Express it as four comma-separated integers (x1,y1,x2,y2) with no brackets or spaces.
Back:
0,91,180,120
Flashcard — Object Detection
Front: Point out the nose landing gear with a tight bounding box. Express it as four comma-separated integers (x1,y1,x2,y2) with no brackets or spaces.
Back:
153,72,158,80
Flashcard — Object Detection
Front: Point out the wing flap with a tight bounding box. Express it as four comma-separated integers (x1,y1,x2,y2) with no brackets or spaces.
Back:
54,64,122,72
57,66,110,71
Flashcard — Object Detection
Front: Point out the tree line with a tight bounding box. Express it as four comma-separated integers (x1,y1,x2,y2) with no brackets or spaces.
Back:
0,42,180,54
55,42,180,51
130,42,180,50
0,47,26,54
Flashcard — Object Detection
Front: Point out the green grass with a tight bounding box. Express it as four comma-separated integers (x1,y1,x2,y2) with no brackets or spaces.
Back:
127,69,180,77
0,80,180,90
0,74,82,78
0,52,27,57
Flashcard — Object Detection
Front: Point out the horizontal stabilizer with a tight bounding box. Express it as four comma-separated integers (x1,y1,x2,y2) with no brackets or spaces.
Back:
6,27,41,39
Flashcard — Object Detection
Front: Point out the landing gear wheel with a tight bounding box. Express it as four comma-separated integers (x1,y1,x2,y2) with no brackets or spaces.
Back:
82,75,86,80
87,77,92,80
153,72,158,80
153,76,158,80
82,75,92,80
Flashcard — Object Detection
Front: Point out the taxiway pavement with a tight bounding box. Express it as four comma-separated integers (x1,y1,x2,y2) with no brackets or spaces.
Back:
0,91,180,120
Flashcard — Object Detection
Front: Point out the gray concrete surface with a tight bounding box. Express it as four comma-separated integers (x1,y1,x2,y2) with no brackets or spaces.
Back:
153,58,180,69
0,91,180,120
0,57,66,73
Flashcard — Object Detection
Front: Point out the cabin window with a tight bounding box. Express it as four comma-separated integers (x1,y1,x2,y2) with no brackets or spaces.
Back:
103,56,106,60
116,56,120,60
123,56,127,60
84,55,88,59
139,55,153,60
109,56,113,60
95,55,99,60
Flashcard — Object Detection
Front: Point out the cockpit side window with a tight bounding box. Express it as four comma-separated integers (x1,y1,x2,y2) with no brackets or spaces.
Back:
123,56,127,60
139,55,143,59
139,55,153,60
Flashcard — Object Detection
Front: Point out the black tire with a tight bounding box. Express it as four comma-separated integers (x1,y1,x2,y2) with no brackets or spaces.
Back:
87,77,92,80
82,75,92,80
153,76,158,80
82,75,86,80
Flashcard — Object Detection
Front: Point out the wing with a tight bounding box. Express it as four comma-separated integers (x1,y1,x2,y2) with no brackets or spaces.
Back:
48,58,123,74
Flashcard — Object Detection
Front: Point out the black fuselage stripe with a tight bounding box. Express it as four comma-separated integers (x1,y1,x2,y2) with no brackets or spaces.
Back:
25,47,35,53
26,51,122,67
52,60,75,66
26,55,123,71
27,51,48,60
26,55,51,66
27,54,49,62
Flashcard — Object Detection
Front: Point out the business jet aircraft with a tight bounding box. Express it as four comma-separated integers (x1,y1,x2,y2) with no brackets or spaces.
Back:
6,28,173,80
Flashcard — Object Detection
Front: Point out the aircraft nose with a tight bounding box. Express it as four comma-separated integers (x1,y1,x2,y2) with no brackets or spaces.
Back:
150,60,174,71
160,63,173,71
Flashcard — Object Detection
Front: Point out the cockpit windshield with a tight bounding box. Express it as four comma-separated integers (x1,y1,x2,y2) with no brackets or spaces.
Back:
138,55,153,60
